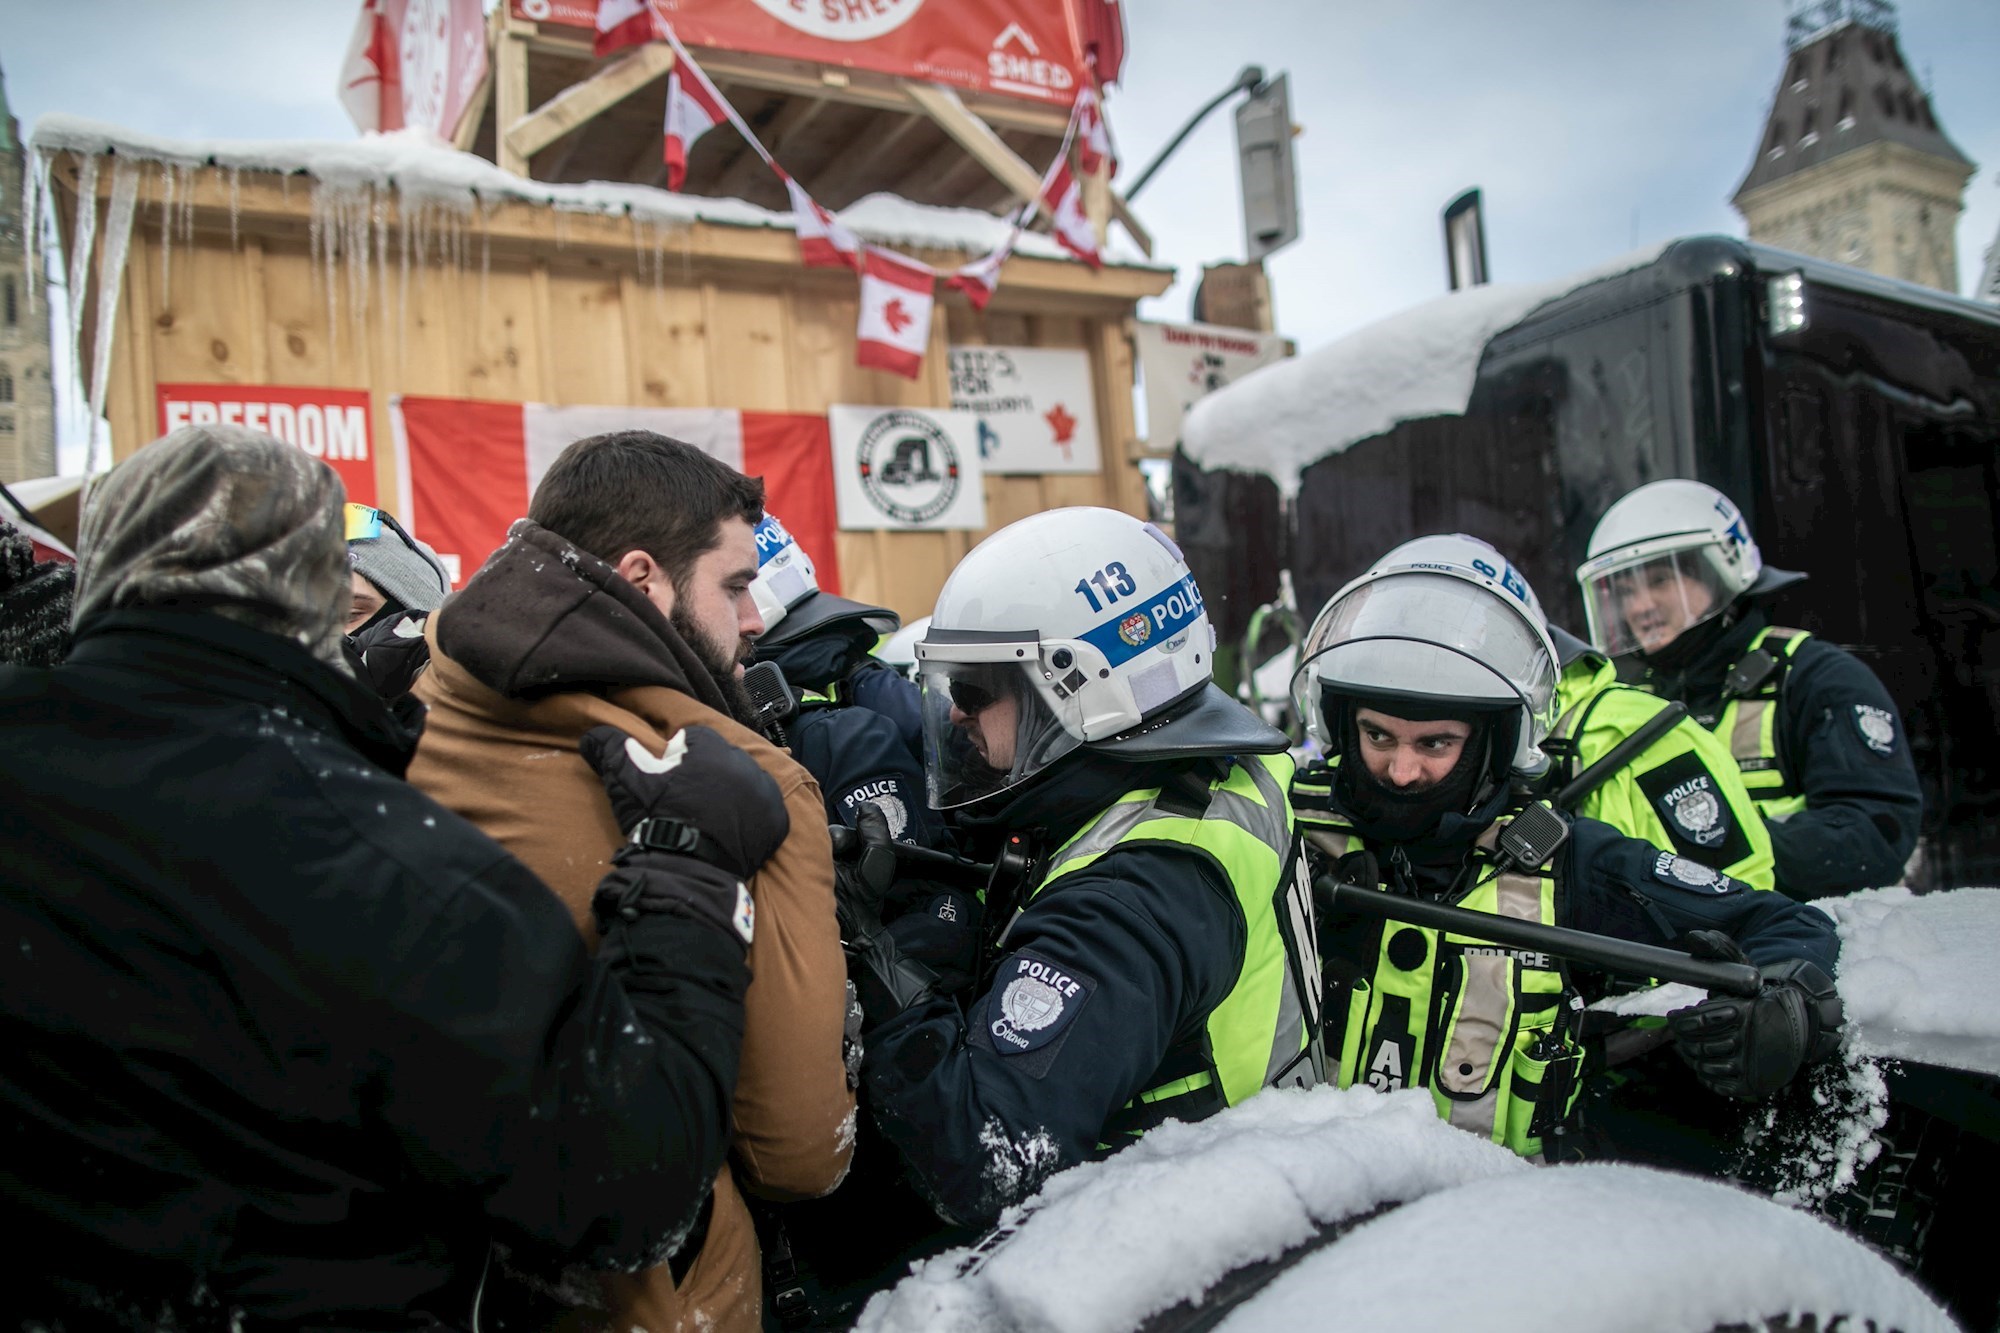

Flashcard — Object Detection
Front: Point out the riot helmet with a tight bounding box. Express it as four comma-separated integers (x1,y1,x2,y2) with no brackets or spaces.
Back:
1577,480,1805,658
917,507,1275,810
747,512,899,648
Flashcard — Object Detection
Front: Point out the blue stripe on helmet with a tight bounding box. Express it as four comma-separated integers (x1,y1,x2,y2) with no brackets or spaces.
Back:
1078,573,1207,668
753,515,797,568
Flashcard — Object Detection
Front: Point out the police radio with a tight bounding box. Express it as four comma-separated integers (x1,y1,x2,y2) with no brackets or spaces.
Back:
742,661,801,746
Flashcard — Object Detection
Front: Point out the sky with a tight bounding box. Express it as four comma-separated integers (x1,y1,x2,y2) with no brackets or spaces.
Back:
3,0,1997,444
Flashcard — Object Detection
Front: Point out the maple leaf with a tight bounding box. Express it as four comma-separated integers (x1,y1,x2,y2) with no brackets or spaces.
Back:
882,298,913,336
1044,403,1078,450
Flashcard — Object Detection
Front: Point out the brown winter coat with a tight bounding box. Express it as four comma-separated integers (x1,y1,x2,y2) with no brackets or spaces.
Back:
406,521,854,1333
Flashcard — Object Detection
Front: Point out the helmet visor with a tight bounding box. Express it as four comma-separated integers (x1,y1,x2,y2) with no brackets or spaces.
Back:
1579,544,1732,658
920,660,1082,810
1292,571,1555,750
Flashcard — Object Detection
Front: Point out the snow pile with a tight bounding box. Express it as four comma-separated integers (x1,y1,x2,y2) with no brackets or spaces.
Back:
1587,981,1707,1018
853,1086,1525,1333
28,115,1156,268
1756,1052,1890,1209
1219,1163,1954,1333
1824,885,2000,1076
1179,243,1668,498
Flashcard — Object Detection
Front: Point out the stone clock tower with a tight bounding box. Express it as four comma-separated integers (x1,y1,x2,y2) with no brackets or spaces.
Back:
1732,0,1976,293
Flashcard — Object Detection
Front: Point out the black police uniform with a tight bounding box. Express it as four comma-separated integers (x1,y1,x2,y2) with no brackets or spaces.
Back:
1631,607,1923,899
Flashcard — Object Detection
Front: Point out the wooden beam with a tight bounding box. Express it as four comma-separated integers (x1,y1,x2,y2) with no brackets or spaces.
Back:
812,111,932,207
452,65,494,153
504,44,676,164
1111,193,1154,258
901,81,1044,206
494,22,531,176
709,92,822,202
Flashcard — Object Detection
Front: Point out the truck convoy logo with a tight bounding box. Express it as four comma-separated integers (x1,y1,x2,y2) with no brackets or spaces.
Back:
856,411,962,524
749,0,925,42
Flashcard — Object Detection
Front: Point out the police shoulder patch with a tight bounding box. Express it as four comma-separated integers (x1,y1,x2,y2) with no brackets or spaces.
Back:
989,951,1097,1058
1634,750,1750,867
1650,851,1741,895
1853,704,1897,758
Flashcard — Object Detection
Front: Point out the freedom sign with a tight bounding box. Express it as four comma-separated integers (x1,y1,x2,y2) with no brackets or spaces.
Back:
948,345,1100,474
158,384,378,506
512,0,1090,106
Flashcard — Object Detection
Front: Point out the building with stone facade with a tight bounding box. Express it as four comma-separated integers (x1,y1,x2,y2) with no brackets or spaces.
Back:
1,62,57,483
1732,0,1977,294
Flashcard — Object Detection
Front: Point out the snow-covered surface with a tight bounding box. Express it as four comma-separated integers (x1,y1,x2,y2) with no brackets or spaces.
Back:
854,1086,1526,1333
28,115,1160,269
1588,980,1708,1018
1178,243,1668,498
1824,885,2000,1076
1215,1163,1955,1333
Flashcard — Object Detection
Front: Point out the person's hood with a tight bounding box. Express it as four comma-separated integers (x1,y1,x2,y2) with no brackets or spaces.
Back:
71,424,350,673
432,518,728,714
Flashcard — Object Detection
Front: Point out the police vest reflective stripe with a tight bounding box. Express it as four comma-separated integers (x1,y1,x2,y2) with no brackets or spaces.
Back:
1309,815,1581,1161
1714,627,1809,819
1032,752,1320,1138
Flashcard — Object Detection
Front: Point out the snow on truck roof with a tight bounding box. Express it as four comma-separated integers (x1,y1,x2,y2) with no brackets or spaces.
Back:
28,114,1163,270
1178,243,1669,499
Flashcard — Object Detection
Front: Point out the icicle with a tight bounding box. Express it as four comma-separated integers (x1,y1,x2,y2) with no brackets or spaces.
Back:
177,163,197,252
478,209,491,322
227,167,242,250
66,153,101,404
397,190,413,365
373,191,391,358
85,161,141,473
157,161,175,307
20,151,41,314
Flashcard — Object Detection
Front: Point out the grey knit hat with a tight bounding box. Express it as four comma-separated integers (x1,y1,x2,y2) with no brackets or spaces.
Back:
347,505,451,616
73,425,351,671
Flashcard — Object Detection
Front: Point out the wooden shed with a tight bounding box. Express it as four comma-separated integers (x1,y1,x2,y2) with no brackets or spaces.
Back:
37,115,1169,621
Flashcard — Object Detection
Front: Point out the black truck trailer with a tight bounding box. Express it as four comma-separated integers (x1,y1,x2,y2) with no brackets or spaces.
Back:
1174,234,2000,888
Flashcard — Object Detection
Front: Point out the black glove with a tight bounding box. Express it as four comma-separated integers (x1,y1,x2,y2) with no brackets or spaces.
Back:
835,801,943,1028
1669,931,1844,1101
883,888,981,995
581,724,789,881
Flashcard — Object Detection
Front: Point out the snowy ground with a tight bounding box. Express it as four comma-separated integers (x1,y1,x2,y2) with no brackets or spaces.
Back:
1821,885,2000,1076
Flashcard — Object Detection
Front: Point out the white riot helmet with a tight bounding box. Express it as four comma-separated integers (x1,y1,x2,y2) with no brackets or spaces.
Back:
748,512,898,648
1577,480,1804,658
917,507,1274,809
1371,533,1547,626
1292,561,1561,782
877,615,930,681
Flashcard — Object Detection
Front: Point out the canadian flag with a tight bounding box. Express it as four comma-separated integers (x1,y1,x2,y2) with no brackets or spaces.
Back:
946,243,1011,311
855,248,936,380
595,0,663,57
391,396,841,591
784,176,861,271
1043,164,1102,270
1076,87,1119,178
663,66,726,191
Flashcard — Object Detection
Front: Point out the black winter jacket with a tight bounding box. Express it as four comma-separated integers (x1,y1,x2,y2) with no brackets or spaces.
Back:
0,611,749,1330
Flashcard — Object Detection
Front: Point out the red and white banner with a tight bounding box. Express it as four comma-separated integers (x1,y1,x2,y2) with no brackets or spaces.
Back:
663,66,727,191
1042,164,1101,270
391,396,840,590
594,0,665,56
515,0,1103,106
856,249,936,380
158,384,378,507
1076,85,1117,177
784,175,860,271
338,0,489,138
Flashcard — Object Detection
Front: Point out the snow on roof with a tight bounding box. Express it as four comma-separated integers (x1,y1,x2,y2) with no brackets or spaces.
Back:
28,114,1159,269
1220,1164,1953,1333
1824,885,2000,1076
1179,243,1668,499
855,1086,1526,1333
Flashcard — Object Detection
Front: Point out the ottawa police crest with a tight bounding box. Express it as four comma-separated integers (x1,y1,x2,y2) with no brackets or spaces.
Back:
1854,704,1897,756
1118,612,1151,648
1000,977,1064,1034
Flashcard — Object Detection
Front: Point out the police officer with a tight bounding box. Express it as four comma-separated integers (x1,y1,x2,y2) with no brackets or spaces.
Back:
1289,557,1843,1160
747,512,940,847
846,507,1320,1229
1351,534,1775,891
1578,480,1922,899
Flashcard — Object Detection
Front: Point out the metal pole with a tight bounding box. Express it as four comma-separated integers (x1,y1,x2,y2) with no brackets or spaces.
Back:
1125,65,1266,203
1318,878,1762,997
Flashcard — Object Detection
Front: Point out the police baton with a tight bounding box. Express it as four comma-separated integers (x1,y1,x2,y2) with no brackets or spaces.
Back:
1316,877,1762,997
828,824,1013,891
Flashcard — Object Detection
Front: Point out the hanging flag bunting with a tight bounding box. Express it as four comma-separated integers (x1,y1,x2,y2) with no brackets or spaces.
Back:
785,175,862,271
945,91,1086,305
1076,86,1118,178
595,0,664,57
856,248,937,380
663,66,726,191
1043,163,1102,270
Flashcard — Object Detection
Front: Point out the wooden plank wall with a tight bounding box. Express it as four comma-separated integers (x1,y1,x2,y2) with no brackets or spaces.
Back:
92,177,1151,624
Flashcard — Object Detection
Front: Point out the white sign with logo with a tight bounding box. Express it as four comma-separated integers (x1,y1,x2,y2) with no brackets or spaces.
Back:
948,345,1101,475
1134,319,1292,456
830,404,988,531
